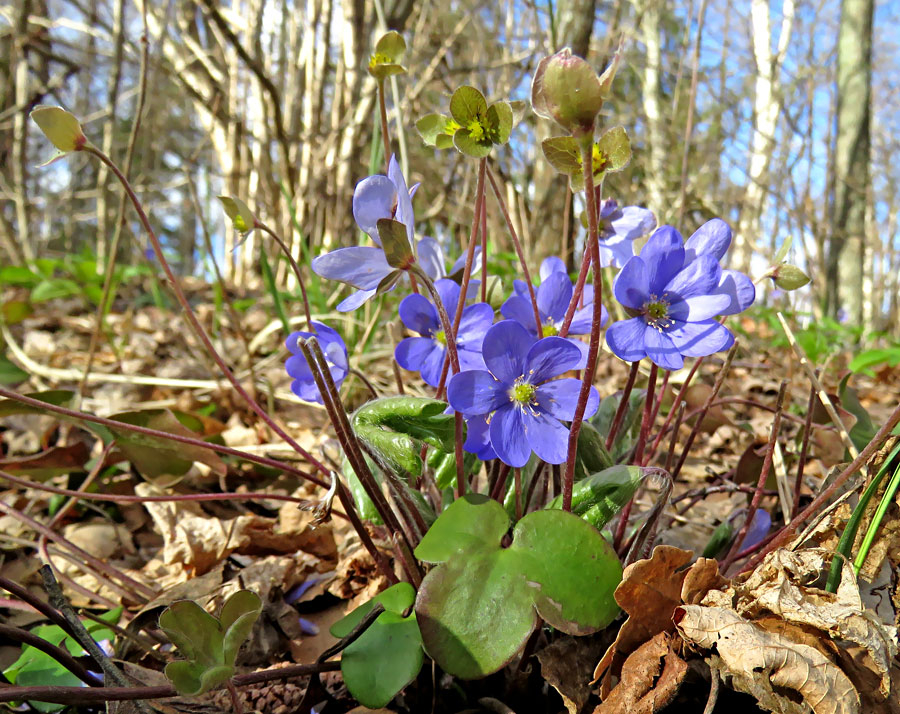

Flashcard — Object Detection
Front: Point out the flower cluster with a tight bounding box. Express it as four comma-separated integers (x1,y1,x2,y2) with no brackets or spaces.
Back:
286,149,754,468
605,220,755,370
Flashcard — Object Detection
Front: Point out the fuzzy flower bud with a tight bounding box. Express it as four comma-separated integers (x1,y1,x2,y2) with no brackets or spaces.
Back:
531,49,604,135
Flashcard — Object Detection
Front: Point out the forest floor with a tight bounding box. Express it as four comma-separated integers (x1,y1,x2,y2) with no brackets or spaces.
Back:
1,281,898,714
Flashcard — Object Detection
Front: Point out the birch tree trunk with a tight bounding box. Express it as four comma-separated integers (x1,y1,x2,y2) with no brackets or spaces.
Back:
732,0,794,273
825,0,874,324
638,0,666,221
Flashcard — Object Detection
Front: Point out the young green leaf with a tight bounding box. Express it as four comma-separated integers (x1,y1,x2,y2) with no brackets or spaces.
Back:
30,106,87,152
217,196,256,233
449,86,487,124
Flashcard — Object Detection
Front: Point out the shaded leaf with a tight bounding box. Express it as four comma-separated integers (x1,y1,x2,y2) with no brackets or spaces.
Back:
449,86,487,124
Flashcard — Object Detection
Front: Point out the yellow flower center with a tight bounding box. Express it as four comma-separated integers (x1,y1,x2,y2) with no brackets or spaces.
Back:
433,330,447,346
369,52,392,68
542,322,559,337
509,379,537,406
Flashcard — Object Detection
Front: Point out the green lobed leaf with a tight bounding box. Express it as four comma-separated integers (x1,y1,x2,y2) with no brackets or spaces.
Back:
453,128,493,158
449,86,487,124
376,218,414,269
164,660,234,697
488,101,513,144
596,126,631,172
541,136,581,175
330,583,422,707
415,498,622,678
159,600,224,666
414,493,509,563
510,509,621,633
220,590,262,664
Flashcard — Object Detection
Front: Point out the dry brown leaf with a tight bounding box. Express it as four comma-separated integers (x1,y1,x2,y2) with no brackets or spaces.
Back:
136,483,334,573
593,631,687,714
536,636,606,714
680,557,728,605
675,605,860,714
593,545,692,695
726,548,899,698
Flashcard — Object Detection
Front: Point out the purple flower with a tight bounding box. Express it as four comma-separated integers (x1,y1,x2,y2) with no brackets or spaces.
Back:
463,413,497,461
682,218,755,315
418,236,482,282
596,199,657,268
312,155,419,311
502,259,607,368
447,320,599,467
606,225,738,371
395,279,493,387
285,321,349,403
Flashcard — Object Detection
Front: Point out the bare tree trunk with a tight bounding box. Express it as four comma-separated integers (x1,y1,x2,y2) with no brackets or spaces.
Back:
638,0,666,221
732,0,794,273
12,0,35,263
825,0,873,324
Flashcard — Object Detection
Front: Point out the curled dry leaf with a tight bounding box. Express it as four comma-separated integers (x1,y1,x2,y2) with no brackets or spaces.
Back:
680,557,728,605
720,548,898,699
675,605,860,714
593,545,693,696
593,632,687,714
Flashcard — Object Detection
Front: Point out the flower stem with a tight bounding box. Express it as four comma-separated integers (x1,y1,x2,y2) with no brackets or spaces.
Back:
558,242,592,337
721,380,787,574
257,221,313,331
605,361,640,450
643,356,705,463
792,379,817,519
480,190,488,303
83,146,330,479
451,158,487,341
633,363,658,465
486,166,542,336
377,79,392,170
225,680,245,714
561,137,605,512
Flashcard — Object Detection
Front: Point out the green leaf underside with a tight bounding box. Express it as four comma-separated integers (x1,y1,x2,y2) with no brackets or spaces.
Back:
545,465,644,531
488,101,513,144
414,495,622,678
416,114,453,146
597,126,631,171
449,86,487,124
542,137,581,174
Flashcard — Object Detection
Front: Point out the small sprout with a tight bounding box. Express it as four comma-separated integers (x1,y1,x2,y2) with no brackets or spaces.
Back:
541,127,631,191
159,590,262,697
368,31,407,80
416,86,516,157
30,106,90,165
217,196,256,234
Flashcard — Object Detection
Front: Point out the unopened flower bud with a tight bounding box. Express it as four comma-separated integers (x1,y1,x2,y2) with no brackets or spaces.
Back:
531,49,604,135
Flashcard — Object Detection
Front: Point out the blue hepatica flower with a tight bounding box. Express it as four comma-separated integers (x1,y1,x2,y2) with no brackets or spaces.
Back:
284,321,349,404
312,155,419,311
682,218,756,315
596,198,657,268
396,279,493,387
417,236,482,282
502,257,606,368
447,320,599,467
606,224,751,371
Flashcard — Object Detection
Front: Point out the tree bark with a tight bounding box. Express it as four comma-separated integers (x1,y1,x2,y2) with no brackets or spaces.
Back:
825,0,874,324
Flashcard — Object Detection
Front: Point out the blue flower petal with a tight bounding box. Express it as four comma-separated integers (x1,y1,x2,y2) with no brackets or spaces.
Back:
536,271,573,323
420,343,448,387
482,320,535,384
667,319,734,358
523,409,569,465
418,237,445,280
490,405,531,467
447,369,509,415
715,269,756,315
664,254,722,300
535,378,598,420
644,325,684,370
613,257,649,310
463,413,496,461
540,256,567,281
523,336,583,384
668,293,732,322
456,303,494,352
606,317,647,363
352,175,396,243
684,218,732,263
399,294,439,335
312,246,392,290
458,346,487,373
567,303,595,335
434,278,461,322
609,206,657,241
641,226,686,295
337,288,377,312
396,336,439,372
501,295,540,334
388,155,415,245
